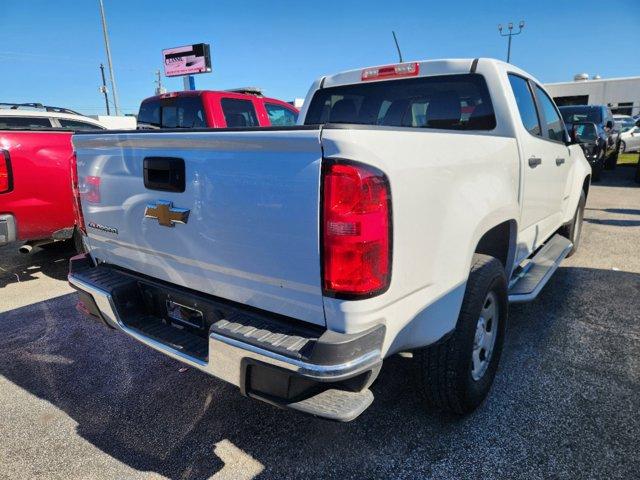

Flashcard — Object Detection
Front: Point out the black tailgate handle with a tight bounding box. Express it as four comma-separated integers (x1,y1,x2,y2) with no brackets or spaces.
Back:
143,157,185,192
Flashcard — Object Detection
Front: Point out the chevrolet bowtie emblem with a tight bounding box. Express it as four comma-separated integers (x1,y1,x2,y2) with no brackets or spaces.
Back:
144,200,190,227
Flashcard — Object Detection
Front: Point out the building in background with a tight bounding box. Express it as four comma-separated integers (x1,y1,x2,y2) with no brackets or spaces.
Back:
545,74,640,116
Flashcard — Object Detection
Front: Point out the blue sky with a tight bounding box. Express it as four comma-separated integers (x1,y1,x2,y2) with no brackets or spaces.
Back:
1,0,638,116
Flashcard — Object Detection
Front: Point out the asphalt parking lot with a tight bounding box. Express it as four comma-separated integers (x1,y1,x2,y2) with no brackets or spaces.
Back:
1,167,639,480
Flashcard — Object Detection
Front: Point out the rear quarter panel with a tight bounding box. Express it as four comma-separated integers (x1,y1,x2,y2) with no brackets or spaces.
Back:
320,127,520,355
0,131,75,241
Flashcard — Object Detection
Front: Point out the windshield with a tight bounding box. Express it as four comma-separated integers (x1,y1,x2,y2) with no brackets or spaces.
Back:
304,74,496,130
559,106,602,124
574,124,597,141
138,96,207,129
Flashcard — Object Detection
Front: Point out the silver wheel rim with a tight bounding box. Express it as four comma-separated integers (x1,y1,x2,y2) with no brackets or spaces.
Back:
471,291,499,381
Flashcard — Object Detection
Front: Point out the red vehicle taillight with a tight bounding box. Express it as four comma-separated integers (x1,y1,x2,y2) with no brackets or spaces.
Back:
85,176,101,203
322,160,392,298
70,153,86,234
0,149,13,193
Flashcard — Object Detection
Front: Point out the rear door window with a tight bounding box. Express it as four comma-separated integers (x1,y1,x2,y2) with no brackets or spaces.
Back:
304,74,496,130
265,103,298,126
58,119,104,131
533,85,567,142
508,74,541,136
0,116,53,129
138,96,206,129
220,98,259,127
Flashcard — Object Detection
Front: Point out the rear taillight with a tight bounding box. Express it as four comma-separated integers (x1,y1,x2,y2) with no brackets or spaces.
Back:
0,149,13,193
85,176,101,203
70,153,86,234
322,160,392,298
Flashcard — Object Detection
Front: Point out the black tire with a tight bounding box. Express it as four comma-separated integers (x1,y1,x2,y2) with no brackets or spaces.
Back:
606,145,619,170
415,254,508,414
72,227,86,254
559,190,586,257
591,160,602,182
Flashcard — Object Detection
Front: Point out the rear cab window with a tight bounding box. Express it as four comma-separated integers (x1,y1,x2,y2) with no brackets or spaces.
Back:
304,74,496,130
558,106,603,125
220,98,259,127
138,96,207,129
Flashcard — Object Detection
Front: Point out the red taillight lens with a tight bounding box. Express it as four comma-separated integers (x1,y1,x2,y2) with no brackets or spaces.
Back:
322,160,392,298
85,175,101,203
0,149,13,193
70,153,86,234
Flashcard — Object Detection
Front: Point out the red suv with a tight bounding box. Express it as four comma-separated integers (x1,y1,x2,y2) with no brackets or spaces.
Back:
137,88,299,129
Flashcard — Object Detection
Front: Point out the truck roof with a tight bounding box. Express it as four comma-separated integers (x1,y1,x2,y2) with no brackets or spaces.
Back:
140,90,294,106
320,58,539,88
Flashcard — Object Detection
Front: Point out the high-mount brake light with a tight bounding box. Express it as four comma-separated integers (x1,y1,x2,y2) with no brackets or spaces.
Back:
361,62,420,81
70,153,86,234
160,92,179,99
321,160,392,298
0,149,12,193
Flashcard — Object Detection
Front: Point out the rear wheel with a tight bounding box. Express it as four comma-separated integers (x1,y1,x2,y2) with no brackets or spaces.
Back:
415,254,508,414
559,190,586,257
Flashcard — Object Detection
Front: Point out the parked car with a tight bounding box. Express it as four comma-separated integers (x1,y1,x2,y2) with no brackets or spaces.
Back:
560,105,619,169
620,125,640,153
137,89,299,129
572,122,606,179
69,58,590,421
0,103,106,131
0,104,105,251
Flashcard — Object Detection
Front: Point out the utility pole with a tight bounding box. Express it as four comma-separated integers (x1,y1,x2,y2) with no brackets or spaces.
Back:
498,21,525,63
98,0,120,115
99,63,110,115
154,70,166,95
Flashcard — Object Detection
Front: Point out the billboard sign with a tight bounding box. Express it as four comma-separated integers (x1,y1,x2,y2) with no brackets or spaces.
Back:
162,43,212,77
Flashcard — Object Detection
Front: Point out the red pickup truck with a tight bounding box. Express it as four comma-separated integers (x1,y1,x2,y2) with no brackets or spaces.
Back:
0,129,79,251
137,88,299,129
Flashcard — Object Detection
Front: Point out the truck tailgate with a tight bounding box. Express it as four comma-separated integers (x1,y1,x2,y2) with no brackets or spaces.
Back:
72,128,325,326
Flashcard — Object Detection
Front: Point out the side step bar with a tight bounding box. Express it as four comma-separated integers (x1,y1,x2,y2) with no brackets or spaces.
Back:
508,234,573,303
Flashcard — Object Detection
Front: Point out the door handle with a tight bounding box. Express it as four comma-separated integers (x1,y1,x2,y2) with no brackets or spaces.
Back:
528,157,542,168
555,157,565,166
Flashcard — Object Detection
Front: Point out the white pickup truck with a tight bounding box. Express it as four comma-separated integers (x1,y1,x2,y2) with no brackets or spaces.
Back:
69,58,591,421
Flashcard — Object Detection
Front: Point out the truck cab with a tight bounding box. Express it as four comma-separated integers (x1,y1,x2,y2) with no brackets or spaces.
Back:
137,89,299,129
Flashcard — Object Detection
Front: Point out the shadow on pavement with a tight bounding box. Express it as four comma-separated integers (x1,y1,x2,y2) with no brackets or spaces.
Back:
592,167,639,188
0,242,74,288
0,266,639,479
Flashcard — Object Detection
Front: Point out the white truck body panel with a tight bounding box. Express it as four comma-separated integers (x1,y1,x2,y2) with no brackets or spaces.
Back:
74,129,327,325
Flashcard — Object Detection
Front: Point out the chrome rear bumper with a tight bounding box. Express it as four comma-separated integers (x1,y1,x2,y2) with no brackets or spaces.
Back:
68,254,383,420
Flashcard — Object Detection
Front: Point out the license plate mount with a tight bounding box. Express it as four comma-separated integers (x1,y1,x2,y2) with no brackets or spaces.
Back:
166,299,204,329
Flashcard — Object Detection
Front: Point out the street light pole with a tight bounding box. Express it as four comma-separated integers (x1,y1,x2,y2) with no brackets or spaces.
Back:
498,21,525,63
98,0,121,115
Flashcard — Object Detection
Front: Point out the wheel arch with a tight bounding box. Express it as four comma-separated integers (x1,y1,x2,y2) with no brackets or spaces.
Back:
473,219,518,278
